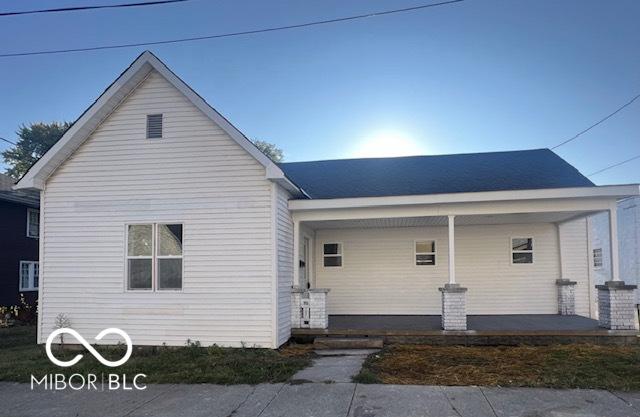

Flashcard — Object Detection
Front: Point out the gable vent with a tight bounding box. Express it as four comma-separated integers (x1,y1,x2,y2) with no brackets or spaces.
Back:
146,114,163,139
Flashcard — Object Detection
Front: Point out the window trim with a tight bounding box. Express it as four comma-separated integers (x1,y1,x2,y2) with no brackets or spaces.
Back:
510,236,534,265
26,208,39,239
414,239,437,267
125,223,184,292
322,242,343,268
19,261,39,291
593,247,603,269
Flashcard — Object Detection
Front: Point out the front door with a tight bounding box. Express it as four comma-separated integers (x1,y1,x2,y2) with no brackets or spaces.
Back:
300,237,310,289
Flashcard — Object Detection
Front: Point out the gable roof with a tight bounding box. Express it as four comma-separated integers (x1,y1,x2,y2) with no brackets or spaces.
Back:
0,173,39,207
279,149,595,200
15,51,301,195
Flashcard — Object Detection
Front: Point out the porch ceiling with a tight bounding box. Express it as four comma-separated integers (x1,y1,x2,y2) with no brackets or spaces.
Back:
303,210,597,229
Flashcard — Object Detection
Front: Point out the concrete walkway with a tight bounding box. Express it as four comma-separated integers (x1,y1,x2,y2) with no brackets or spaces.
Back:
291,349,376,383
2,382,640,417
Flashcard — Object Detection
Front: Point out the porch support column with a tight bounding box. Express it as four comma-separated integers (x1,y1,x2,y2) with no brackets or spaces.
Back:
596,205,638,330
291,219,303,328
440,215,468,331
292,219,300,288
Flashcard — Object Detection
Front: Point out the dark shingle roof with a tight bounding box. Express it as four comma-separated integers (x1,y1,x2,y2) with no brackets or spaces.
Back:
0,173,39,207
280,149,594,200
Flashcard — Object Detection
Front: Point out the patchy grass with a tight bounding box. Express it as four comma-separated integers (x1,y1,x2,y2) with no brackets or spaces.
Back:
353,344,640,391
0,326,312,384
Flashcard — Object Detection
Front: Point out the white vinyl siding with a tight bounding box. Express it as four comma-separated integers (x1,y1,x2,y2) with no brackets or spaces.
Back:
40,70,275,347
559,218,592,317
275,185,293,347
314,223,586,315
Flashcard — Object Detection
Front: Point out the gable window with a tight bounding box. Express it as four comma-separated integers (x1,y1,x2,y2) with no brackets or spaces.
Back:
19,261,39,291
323,243,342,267
27,209,39,238
127,223,182,290
415,240,436,266
511,237,533,264
146,114,163,139
593,248,603,268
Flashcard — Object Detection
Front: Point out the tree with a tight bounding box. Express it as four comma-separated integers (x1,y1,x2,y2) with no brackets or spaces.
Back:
2,122,70,179
252,140,284,163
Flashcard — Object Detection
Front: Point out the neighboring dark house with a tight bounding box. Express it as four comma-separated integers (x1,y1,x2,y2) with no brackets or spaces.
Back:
0,173,39,306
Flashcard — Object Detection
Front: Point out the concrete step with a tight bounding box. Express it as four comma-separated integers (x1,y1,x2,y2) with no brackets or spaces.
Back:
315,349,380,357
313,337,384,350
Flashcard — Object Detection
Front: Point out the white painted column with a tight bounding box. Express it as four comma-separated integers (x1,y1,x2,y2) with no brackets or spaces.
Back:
609,206,620,281
448,215,456,284
293,219,300,287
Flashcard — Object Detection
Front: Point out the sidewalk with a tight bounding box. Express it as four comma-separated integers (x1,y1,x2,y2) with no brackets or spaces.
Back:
1,382,640,417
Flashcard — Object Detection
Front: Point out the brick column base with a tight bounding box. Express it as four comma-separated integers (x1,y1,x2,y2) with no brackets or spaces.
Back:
439,283,468,331
596,281,638,330
290,288,330,329
556,279,577,315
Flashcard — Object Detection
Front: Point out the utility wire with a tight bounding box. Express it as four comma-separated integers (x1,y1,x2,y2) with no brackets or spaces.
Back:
551,92,640,150
0,137,17,146
0,0,466,58
588,153,640,177
0,0,190,17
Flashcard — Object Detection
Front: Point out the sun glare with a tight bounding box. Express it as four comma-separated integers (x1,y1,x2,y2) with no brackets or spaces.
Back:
351,131,426,158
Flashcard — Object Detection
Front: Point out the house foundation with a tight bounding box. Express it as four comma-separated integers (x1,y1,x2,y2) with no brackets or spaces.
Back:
596,281,638,330
556,279,577,315
439,283,467,331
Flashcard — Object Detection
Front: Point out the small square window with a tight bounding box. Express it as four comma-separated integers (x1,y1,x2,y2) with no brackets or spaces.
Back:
415,240,436,266
323,243,342,267
146,114,163,139
511,237,533,264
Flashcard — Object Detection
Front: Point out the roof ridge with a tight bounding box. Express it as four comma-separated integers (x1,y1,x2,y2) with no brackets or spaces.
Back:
279,148,551,165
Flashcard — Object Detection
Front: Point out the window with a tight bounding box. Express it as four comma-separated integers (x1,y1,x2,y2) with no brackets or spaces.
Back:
593,248,603,268
19,261,39,291
323,243,342,267
511,237,533,264
127,223,182,290
415,240,436,266
146,114,163,139
27,209,39,238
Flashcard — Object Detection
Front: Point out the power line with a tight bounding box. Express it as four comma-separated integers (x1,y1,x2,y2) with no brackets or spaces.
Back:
551,92,640,150
0,137,17,146
0,0,466,58
588,153,640,177
0,0,190,17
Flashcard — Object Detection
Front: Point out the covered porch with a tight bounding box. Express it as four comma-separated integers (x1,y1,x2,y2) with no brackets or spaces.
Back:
288,185,639,335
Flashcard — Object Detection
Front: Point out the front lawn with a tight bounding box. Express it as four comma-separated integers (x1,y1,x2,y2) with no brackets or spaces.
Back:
0,326,312,384
354,344,640,391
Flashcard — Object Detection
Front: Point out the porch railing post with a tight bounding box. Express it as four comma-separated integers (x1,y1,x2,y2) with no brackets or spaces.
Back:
448,215,456,284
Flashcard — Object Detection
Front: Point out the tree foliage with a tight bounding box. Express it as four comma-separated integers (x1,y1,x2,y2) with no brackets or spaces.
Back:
2,122,71,179
253,140,284,163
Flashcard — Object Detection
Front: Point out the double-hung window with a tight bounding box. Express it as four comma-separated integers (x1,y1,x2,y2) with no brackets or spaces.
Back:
323,243,343,267
511,237,533,264
127,223,183,290
27,209,39,238
415,240,436,266
20,261,39,291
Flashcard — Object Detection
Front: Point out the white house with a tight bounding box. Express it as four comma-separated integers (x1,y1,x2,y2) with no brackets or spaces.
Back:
589,197,640,303
16,52,640,348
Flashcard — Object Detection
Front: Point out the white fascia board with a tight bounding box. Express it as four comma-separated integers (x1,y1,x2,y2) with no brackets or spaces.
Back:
288,184,640,211
15,51,301,195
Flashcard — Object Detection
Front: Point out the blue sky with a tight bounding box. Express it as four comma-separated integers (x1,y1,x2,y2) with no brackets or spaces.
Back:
0,0,638,185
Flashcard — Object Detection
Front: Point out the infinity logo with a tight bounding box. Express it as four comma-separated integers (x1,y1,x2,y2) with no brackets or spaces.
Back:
45,328,133,368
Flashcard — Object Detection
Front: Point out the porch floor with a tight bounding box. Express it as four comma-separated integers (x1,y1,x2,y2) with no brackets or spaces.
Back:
328,314,600,332
292,314,640,345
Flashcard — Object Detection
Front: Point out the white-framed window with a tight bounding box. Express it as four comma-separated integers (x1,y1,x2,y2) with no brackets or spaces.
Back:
323,243,343,267
126,223,183,291
593,248,603,268
146,114,163,139
27,208,39,238
511,237,533,264
19,261,39,291
415,240,436,266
